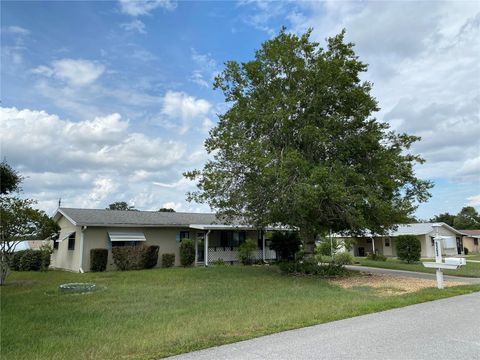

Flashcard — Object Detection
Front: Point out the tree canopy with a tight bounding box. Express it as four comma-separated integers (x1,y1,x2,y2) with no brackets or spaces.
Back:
430,212,456,227
1,161,59,284
158,208,176,212
106,202,137,211
185,28,432,254
453,206,480,230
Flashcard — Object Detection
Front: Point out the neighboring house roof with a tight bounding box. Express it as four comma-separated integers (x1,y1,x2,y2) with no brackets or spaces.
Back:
54,208,245,227
460,230,480,238
338,222,466,237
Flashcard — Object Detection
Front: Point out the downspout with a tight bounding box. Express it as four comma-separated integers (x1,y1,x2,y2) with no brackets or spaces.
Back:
79,225,87,273
204,229,211,267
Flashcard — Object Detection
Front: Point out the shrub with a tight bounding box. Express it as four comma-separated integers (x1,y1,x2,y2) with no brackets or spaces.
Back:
278,259,348,277
333,252,354,265
212,258,225,266
396,235,421,263
179,239,195,267
39,243,53,271
464,247,469,255
19,250,43,271
238,239,257,265
90,248,108,272
142,245,159,269
269,231,301,260
10,250,28,271
112,246,144,270
162,253,175,268
366,252,387,261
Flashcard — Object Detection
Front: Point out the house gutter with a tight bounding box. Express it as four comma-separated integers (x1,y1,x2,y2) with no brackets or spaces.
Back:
79,225,87,273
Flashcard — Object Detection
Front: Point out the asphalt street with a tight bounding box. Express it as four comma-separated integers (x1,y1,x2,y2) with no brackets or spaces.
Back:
168,291,480,360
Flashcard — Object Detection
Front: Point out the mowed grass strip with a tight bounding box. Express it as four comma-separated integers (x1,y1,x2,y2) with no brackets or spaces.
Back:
2,266,479,360
355,257,480,277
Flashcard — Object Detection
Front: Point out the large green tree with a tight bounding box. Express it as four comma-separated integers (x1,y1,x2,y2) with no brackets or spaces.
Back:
185,29,432,254
453,206,480,230
430,212,456,227
0,162,59,284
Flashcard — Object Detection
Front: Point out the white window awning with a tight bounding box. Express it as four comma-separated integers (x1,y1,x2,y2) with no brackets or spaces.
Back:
108,232,146,242
57,231,75,242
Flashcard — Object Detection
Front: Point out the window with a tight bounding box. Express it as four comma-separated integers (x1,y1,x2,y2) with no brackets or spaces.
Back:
53,240,59,250
431,236,435,246
111,241,139,247
68,232,76,250
366,238,372,244
474,238,479,246
180,231,190,240
384,238,390,247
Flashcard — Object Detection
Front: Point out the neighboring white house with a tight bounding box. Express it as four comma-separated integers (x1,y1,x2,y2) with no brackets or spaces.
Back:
337,223,466,258
51,208,277,272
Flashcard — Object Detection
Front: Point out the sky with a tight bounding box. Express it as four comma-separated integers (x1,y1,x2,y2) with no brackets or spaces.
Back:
1,0,479,220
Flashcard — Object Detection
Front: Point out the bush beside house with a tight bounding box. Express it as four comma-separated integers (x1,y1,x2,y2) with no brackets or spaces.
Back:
112,245,160,271
269,231,301,260
396,235,421,263
239,239,257,265
162,253,175,268
10,247,51,271
90,249,108,272
141,245,159,269
179,239,195,266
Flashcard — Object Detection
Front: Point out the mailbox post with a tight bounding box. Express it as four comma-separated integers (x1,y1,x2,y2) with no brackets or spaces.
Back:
423,225,466,289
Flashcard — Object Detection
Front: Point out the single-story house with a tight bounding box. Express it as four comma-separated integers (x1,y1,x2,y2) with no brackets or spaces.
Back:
338,222,466,258
51,208,277,272
460,230,480,253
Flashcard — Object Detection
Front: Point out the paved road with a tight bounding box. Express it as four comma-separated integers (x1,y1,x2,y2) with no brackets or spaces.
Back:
345,265,480,284
168,292,480,360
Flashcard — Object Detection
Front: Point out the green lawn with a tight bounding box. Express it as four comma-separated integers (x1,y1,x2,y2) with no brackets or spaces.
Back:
466,253,480,261
355,258,480,277
2,266,479,360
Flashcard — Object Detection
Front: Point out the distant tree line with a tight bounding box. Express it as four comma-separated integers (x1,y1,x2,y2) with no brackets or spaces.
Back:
106,202,175,212
430,206,480,230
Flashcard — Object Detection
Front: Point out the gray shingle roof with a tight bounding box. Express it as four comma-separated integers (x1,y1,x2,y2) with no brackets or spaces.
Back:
57,208,240,227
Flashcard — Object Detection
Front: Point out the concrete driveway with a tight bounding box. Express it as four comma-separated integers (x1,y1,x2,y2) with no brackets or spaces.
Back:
168,292,480,360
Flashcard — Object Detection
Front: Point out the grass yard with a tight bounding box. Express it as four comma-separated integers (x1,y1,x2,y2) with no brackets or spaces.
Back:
466,253,480,261
2,266,479,360
355,257,480,277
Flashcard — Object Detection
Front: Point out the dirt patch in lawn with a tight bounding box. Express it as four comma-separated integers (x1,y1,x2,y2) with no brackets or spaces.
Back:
329,273,465,296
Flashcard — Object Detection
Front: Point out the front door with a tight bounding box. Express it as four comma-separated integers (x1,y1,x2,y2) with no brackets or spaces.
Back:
456,237,463,255
196,232,205,262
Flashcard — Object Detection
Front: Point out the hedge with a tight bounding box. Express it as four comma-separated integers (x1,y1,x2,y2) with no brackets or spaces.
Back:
179,239,195,266
90,248,108,272
142,245,159,269
10,249,51,271
162,253,175,268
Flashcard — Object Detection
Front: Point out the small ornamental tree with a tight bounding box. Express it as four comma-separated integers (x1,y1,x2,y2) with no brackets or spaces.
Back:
185,28,432,257
179,239,195,267
396,235,421,263
238,239,257,265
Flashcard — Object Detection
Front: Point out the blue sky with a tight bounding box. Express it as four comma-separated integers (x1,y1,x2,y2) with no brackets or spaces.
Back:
1,0,479,220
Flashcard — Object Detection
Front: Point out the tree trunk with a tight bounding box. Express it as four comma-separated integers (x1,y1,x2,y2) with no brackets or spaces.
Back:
0,253,11,286
301,230,316,258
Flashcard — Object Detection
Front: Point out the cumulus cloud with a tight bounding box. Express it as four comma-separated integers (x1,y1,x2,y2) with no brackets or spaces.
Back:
119,0,176,16
160,91,212,134
2,25,30,36
32,58,105,86
0,106,209,212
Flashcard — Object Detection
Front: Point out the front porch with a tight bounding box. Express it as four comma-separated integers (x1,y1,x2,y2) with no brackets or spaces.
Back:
190,226,277,265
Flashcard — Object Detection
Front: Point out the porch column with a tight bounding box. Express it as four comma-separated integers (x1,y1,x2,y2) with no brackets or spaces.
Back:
371,237,376,254
262,231,266,262
194,236,198,265
204,230,210,267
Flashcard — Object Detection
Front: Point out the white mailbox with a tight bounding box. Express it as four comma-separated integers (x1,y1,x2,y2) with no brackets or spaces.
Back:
422,227,467,289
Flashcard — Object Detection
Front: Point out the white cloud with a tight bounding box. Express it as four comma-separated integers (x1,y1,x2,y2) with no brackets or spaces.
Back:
162,201,182,211
160,91,212,134
32,59,105,86
2,25,30,36
119,0,176,16
190,48,219,88
120,19,147,34
466,194,480,207
1,106,211,214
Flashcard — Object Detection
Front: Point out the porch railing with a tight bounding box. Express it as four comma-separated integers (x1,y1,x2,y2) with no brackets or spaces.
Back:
207,247,276,263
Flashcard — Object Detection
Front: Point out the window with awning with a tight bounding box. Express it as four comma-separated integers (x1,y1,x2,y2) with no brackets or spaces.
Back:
108,232,146,247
